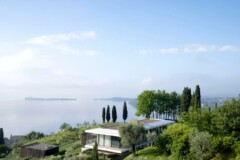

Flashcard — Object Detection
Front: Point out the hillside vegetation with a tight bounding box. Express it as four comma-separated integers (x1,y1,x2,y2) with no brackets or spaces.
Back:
126,97,240,160
6,122,121,160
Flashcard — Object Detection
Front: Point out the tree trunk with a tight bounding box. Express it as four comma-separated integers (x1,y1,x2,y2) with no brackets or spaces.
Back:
132,144,136,156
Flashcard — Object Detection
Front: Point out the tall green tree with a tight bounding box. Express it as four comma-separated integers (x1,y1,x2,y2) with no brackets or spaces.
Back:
136,90,156,118
123,101,128,123
119,120,145,156
180,87,192,112
92,142,99,160
24,131,45,141
102,107,106,123
106,105,111,123
0,128,4,145
191,91,195,107
60,122,72,131
112,105,117,123
195,85,201,108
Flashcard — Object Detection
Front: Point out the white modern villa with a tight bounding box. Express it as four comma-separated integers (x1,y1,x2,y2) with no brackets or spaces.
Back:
82,119,175,154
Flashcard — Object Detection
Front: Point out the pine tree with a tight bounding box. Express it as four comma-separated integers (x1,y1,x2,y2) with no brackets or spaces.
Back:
123,101,128,123
180,87,192,112
92,142,99,160
112,105,117,123
102,107,106,123
106,105,111,123
0,128,4,145
195,85,201,108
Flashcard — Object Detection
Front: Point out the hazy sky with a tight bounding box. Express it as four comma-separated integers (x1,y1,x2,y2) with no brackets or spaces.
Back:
0,0,240,100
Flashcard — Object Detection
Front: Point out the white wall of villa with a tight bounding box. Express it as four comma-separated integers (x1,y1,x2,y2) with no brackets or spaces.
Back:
83,119,175,154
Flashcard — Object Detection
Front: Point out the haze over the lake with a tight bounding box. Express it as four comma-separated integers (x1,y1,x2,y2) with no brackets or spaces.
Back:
0,1,240,136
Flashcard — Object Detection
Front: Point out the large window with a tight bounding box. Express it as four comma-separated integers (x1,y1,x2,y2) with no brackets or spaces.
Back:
111,136,120,148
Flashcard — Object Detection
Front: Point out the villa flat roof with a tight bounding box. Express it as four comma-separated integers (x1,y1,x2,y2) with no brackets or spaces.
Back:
23,143,57,151
85,119,175,137
85,128,120,137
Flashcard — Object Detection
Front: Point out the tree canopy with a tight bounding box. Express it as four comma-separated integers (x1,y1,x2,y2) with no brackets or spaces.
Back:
24,131,45,141
136,90,180,120
180,87,192,112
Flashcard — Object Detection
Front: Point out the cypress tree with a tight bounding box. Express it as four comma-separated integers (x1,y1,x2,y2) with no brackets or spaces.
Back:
102,107,106,123
112,105,117,123
92,142,99,160
180,87,192,112
106,105,111,123
0,128,4,144
123,101,128,123
195,85,201,108
191,91,195,107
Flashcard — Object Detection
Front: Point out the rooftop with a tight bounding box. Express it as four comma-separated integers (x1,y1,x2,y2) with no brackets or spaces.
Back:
85,119,175,137
23,143,57,151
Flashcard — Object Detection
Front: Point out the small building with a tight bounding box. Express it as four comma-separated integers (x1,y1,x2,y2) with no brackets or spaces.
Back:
20,143,59,158
82,119,175,154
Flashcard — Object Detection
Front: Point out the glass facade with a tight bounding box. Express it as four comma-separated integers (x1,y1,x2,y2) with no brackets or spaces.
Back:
111,136,120,148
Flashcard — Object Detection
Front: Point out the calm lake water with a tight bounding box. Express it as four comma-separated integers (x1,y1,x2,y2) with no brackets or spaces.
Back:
0,99,139,138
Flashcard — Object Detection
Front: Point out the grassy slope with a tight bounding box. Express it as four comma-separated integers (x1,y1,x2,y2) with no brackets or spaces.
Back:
6,122,122,160
124,146,168,160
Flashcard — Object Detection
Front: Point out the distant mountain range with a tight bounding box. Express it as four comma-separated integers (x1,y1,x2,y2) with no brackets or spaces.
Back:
95,96,237,108
25,97,77,101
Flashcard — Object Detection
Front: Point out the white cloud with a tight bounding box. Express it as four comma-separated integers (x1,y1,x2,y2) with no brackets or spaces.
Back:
26,31,96,45
52,44,97,56
25,31,97,56
139,49,154,55
159,48,179,53
139,44,240,55
140,77,153,85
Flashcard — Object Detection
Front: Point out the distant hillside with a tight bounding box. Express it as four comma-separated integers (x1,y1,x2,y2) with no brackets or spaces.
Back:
94,97,138,107
201,96,237,107
95,96,236,108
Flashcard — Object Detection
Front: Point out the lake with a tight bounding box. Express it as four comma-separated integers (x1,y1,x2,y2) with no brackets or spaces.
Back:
0,99,140,138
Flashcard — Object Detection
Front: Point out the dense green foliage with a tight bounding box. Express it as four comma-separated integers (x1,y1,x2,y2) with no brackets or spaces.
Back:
102,107,105,123
119,120,145,155
60,122,72,131
123,101,128,122
106,105,110,123
112,105,117,123
24,131,45,141
157,97,240,160
0,128,4,145
0,144,10,158
180,87,192,112
189,131,212,160
136,90,180,120
136,90,156,118
157,123,196,159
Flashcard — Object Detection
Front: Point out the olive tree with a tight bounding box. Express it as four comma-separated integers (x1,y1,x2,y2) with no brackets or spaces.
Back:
119,120,145,156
